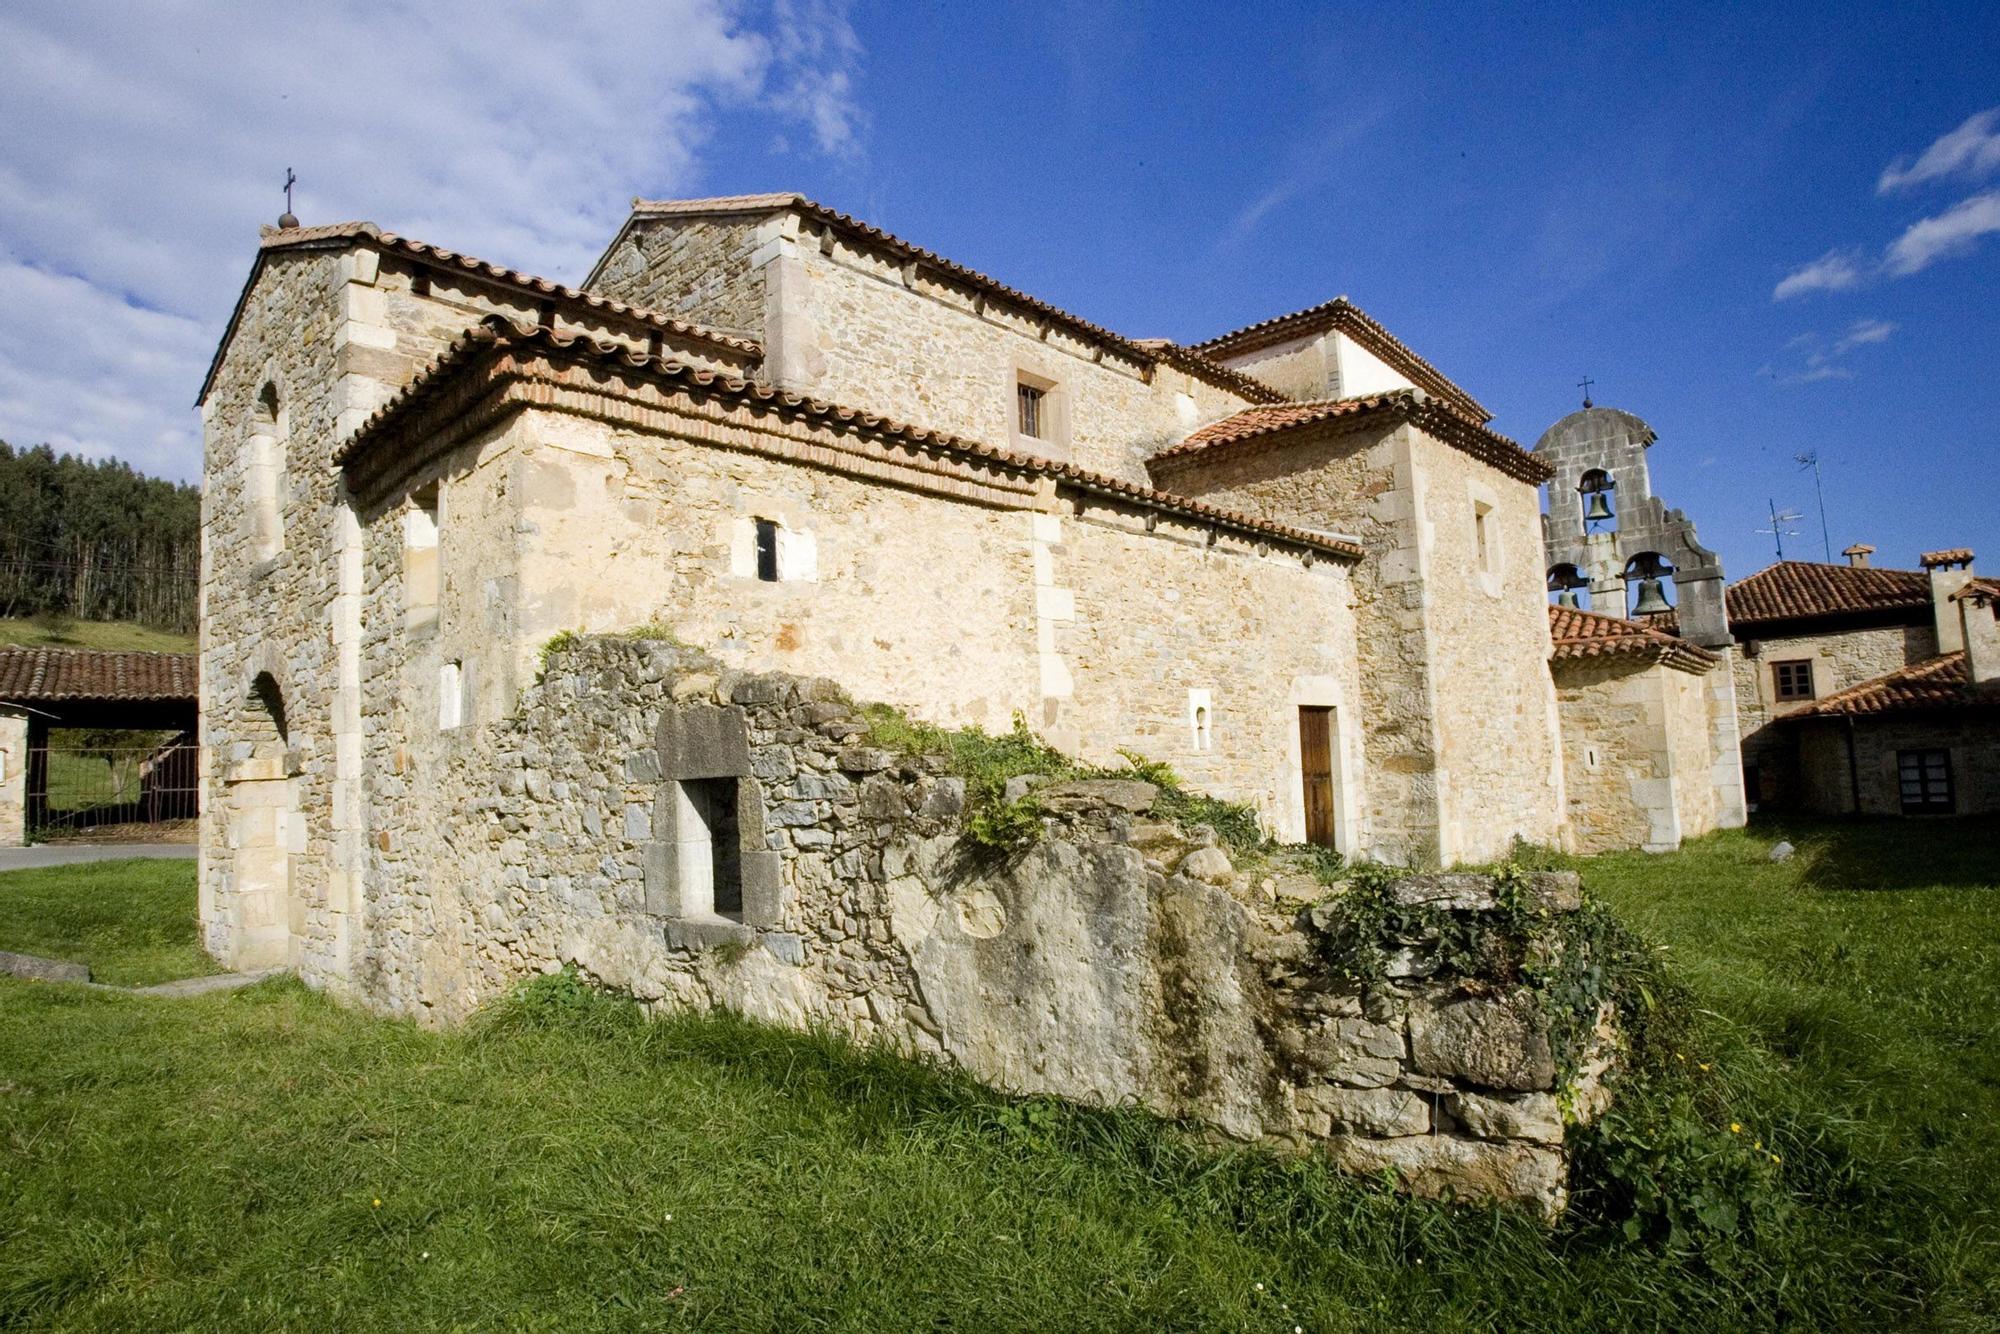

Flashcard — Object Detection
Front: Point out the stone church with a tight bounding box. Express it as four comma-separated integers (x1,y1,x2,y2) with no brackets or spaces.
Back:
195,193,1740,1019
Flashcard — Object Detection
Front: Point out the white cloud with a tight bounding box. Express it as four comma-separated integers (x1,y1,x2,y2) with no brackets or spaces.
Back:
1879,107,2000,193
1883,189,2000,275
1832,317,1897,354
0,1,864,480
1768,317,1893,388
1772,247,1863,300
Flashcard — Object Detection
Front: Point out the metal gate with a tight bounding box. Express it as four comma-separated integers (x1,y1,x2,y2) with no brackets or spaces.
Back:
25,734,198,839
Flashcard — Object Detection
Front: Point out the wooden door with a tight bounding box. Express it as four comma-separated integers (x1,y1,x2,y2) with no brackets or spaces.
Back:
1299,706,1337,848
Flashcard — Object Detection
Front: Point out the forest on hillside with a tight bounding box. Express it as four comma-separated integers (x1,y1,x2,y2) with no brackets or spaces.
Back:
0,442,200,632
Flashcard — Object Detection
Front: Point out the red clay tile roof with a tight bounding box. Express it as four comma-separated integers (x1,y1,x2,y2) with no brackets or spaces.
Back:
197,221,764,405
1920,548,1975,568
1782,652,2000,718
1148,390,1552,486
0,649,197,702
1547,605,1719,674
1188,297,1491,424
1725,560,1934,627
607,195,1288,406
335,316,1366,563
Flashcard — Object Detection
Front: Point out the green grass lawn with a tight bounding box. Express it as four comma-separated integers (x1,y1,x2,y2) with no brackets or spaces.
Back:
0,616,195,653
1,821,1996,1330
0,859,220,986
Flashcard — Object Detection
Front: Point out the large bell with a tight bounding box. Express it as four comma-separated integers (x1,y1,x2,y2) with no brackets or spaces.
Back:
1583,491,1615,524
1631,577,1672,616
1556,588,1580,608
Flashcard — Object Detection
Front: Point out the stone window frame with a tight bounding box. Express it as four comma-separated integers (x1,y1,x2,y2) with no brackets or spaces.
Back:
1010,365,1070,462
730,512,818,583
245,378,289,569
1187,687,1214,753
1771,658,1814,702
644,704,785,947
1467,477,1505,599
403,482,441,631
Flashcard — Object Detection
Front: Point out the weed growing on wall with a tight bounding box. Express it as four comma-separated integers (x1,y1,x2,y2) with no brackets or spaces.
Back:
859,706,1273,853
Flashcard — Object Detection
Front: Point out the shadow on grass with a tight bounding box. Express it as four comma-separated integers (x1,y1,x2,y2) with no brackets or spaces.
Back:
1756,814,2000,894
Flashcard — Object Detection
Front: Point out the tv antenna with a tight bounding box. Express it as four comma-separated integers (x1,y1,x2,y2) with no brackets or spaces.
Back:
1758,499,1802,562
1795,451,1831,562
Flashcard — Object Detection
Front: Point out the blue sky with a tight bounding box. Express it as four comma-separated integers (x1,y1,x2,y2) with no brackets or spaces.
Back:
3,1,1995,584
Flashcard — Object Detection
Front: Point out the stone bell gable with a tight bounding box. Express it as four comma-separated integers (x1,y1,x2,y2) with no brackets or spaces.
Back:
1535,406,1729,649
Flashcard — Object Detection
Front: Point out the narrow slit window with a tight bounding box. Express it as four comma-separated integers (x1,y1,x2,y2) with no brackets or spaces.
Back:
1017,383,1045,440
754,519,780,582
404,483,441,627
1474,500,1494,573
438,660,463,730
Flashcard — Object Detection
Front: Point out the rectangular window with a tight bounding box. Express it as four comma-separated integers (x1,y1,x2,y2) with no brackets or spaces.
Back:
1772,659,1814,701
405,483,441,628
1897,749,1953,814
1474,501,1494,573
438,660,463,730
753,518,780,583
1017,382,1045,440
674,777,743,918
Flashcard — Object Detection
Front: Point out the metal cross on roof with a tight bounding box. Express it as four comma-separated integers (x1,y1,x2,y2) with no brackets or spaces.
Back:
284,168,296,213
1578,375,1594,409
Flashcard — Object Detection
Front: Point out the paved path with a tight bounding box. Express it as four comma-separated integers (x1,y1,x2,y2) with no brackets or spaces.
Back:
0,843,196,872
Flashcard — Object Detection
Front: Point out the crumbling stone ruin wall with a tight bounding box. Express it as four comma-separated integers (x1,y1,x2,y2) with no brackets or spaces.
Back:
352,635,1610,1213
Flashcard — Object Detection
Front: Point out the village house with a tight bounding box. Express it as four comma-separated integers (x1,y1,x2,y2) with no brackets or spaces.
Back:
1727,547,2000,815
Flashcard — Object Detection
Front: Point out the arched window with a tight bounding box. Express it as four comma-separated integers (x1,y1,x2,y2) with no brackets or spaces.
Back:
246,383,287,562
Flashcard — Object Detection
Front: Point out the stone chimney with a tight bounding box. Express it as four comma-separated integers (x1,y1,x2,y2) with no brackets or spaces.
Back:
1923,548,1976,653
1955,584,2000,685
1842,543,1874,568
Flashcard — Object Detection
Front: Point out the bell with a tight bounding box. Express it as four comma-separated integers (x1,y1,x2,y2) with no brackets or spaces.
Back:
1632,577,1672,616
1556,589,1579,608
1583,492,1615,524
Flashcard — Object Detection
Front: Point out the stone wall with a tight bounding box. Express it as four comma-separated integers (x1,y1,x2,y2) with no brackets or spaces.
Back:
588,216,768,338
349,635,1608,1212
590,210,1261,485
1150,420,1565,864
356,397,1360,850
1793,715,2000,816
1554,657,1722,854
